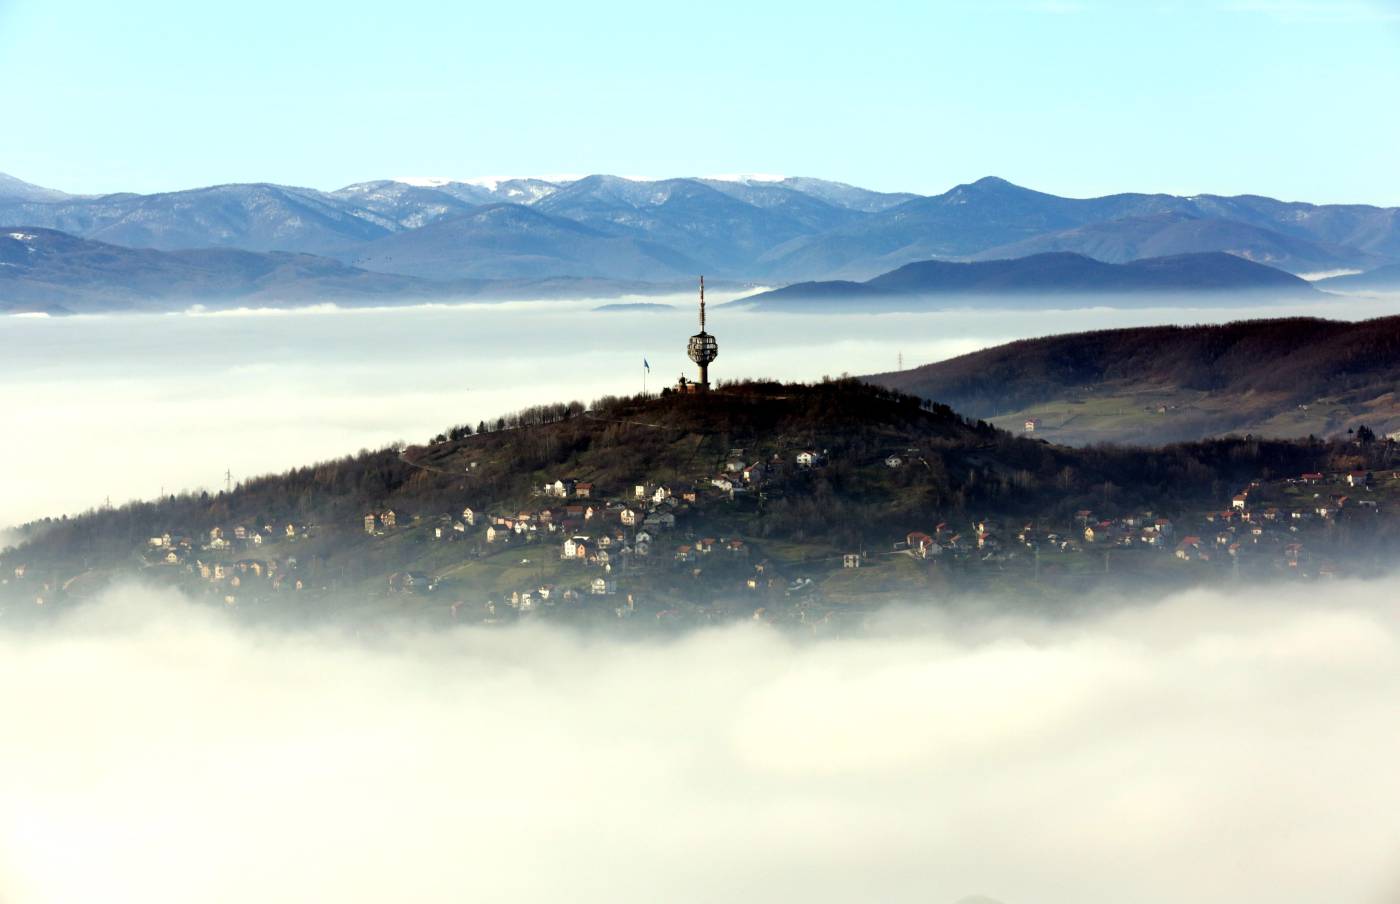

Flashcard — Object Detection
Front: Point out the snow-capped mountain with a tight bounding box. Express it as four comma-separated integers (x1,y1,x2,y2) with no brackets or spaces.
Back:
1,172,1397,290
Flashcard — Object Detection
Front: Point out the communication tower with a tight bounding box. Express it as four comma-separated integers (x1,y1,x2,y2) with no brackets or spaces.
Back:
686,276,719,391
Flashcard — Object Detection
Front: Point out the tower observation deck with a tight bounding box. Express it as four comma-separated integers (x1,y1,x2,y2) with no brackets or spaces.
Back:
686,275,718,391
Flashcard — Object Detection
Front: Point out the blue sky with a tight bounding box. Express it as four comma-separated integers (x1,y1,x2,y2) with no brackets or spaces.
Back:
2,0,1398,202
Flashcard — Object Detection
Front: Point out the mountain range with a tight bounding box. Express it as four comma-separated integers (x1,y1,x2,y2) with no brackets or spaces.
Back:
2,170,1398,310
0,228,675,314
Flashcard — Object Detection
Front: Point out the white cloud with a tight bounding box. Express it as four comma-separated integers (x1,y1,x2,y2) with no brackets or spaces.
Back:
1,582,1397,904
1297,268,1363,281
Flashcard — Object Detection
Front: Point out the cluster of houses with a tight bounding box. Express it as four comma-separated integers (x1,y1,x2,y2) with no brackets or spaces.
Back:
137,524,310,605
444,478,756,576
354,448,837,614
889,467,1392,576
128,452,1396,617
364,510,397,534
146,523,306,564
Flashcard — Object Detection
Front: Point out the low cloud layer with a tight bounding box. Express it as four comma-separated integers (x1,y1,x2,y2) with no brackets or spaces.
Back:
1,583,1397,904
9,295,1400,528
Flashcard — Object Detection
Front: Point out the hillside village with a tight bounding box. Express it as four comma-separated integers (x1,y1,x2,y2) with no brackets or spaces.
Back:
10,435,1397,626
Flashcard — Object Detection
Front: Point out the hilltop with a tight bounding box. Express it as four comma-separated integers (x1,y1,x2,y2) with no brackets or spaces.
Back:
870,316,1400,445
7,378,1399,627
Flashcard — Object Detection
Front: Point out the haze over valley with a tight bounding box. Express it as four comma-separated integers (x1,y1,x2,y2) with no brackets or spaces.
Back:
2,582,1397,904
6,1,1400,901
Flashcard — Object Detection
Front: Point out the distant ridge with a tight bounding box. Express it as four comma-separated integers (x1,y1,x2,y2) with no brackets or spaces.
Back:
0,172,70,203
755,175,1400,281
869,315,1400,444
968,211,1382,276
0,172,1395,294
0,227,686,314
733,251,1316,311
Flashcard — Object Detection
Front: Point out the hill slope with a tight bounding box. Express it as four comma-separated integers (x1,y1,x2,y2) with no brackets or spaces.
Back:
10,378,1381,623
0,172,71,203
735,251,1316,311
870,316,1400,444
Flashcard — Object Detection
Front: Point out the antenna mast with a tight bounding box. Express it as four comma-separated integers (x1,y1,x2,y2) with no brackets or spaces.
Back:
686,274,719,392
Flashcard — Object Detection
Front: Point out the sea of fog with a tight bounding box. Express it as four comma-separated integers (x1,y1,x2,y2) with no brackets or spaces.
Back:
0,580,1396,904
3,289,1400,530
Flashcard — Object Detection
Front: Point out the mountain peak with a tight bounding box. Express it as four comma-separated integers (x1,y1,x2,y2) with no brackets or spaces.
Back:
0,172,71,203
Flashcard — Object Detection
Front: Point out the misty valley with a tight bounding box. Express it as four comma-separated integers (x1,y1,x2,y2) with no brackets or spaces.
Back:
6,9,1400,896
10,290,1400,631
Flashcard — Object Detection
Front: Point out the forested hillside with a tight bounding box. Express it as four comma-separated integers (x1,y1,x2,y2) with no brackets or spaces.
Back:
872,316,1400,444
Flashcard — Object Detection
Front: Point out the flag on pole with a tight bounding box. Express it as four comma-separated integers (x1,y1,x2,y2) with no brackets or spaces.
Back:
643,359,650,372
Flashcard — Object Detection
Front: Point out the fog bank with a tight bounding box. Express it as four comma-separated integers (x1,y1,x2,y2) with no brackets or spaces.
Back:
1,582,1397,904
6,292,1400,529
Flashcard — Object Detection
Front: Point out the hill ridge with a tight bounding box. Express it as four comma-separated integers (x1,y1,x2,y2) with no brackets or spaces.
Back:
734,251,1315,311
870,315,1400,444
